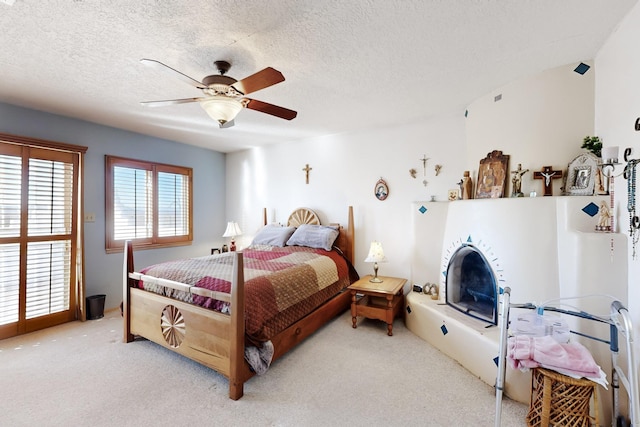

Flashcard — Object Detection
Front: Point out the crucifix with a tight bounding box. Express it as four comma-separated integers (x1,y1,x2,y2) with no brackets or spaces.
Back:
533,166,563,196
302,164,312,184
420,154,429,177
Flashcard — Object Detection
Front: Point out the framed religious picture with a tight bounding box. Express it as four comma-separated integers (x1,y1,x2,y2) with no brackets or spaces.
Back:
374,178,389,201
475,150,510,199
564,152,598,196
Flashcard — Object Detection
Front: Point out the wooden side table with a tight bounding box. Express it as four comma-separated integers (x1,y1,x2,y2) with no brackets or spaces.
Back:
348,275,406,336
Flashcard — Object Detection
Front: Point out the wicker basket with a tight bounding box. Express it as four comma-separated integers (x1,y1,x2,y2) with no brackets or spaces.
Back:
526,368,598,427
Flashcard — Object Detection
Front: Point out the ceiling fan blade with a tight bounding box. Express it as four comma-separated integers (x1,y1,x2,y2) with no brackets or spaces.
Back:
232,67,285,95
140,59,206,89
245,98,297,120
140,97,201,107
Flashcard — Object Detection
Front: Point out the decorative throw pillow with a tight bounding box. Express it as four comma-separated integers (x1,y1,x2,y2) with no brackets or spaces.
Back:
251,225,296,247
286,224,339,251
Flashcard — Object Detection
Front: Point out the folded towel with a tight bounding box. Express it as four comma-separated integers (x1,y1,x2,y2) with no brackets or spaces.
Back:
507,335,601,378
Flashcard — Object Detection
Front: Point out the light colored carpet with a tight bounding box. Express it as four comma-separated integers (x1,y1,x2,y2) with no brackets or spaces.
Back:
0,309,527,426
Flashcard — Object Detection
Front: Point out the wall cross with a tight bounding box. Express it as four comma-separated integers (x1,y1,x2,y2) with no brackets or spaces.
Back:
533,166,563,196
302,163,312,184
420,154,429,176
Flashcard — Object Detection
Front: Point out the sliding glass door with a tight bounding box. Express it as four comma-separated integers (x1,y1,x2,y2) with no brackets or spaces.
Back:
0,137,85,339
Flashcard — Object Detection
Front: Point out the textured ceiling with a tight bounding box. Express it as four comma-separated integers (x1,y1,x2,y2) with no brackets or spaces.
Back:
0,1,637,153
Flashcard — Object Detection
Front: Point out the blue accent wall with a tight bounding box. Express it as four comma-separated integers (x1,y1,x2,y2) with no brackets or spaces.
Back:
0,102,226,310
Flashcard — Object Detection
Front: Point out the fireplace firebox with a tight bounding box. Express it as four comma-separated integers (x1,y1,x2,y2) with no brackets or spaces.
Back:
445,244,497,325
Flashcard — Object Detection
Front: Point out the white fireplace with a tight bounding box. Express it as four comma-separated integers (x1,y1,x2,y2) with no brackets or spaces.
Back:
406,196,628,404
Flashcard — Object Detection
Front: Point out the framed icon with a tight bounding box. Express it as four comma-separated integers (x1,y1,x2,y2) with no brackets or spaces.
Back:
374,178,389,201
565,152,598,196
476,150,510,199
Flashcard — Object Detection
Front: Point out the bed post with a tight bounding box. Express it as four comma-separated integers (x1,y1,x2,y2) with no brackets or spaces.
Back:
228,251,245,400
262,207,267,226
345,206,355,264
123,240,134,343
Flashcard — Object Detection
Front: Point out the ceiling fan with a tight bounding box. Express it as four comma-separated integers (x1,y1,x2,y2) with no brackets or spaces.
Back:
140,59,297,128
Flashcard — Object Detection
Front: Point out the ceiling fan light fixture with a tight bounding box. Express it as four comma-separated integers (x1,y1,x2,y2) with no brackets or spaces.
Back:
199,96,244,126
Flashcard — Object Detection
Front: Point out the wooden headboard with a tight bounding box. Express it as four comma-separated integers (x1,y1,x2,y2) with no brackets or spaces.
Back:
261,206,355,264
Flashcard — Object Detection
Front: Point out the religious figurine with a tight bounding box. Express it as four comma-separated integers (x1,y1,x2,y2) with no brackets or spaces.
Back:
461,171,473,200
596,200,612,232
510,163,529,197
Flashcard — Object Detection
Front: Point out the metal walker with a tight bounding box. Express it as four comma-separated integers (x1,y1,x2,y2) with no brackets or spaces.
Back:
495,287,639,426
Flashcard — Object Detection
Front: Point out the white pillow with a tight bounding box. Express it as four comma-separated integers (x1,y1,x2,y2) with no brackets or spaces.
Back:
251,225,296,247
286,224,339,251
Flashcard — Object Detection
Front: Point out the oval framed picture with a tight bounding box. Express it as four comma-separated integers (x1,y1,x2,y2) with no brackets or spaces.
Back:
374,178,389,201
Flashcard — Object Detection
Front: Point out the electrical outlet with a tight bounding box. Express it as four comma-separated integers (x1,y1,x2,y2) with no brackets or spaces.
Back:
84,213,96,222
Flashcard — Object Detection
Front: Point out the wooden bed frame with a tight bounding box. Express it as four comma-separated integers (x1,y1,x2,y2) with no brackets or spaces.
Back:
123,206,355,400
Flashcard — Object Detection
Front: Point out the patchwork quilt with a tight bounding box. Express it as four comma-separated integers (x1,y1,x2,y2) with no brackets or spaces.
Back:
139,245,355,345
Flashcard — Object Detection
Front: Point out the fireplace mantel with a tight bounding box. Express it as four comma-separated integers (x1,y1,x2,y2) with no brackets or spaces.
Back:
410,196,627,307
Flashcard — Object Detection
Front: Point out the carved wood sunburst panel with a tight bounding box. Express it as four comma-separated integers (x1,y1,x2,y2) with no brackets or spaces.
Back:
161,305,186,348
287,208,320,227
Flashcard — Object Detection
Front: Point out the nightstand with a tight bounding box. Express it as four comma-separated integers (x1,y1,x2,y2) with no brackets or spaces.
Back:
348,275,406,336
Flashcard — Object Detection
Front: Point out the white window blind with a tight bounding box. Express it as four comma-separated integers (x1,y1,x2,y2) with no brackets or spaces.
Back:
158,171,189,237
0,144,79,332
28,158,74,236
0,154,21,238
0,154,21,324
26,240,71,319
113,165,153,240
0,243,20,325
23,158,74,318
106,156,192,251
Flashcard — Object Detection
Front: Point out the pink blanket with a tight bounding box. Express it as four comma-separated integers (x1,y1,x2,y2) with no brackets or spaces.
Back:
507,335,600,378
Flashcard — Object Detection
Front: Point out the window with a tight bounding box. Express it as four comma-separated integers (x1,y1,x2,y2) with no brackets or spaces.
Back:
105,156,192,252
0,134,86,339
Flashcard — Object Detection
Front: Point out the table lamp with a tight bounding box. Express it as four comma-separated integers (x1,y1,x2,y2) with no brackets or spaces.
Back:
222,221,242,251
364,241,386,283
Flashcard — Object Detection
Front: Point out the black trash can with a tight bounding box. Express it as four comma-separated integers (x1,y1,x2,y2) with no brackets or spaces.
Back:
86,294,106,320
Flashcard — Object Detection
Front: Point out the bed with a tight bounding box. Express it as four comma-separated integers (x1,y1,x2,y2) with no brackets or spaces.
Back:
122,206,356,399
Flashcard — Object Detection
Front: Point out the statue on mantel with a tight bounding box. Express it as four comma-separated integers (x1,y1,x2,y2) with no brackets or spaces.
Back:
510,163,529,197
461,171,473,200
596,200,612,232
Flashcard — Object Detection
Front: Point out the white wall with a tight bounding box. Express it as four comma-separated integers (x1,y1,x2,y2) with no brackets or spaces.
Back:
226,112,467,279
466,62,595,197
596,1,640,338
227,61,597,286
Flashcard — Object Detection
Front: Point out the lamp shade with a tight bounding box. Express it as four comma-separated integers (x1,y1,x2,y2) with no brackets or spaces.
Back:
222,221,242,238
364,241,386,263
199,96,244,126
